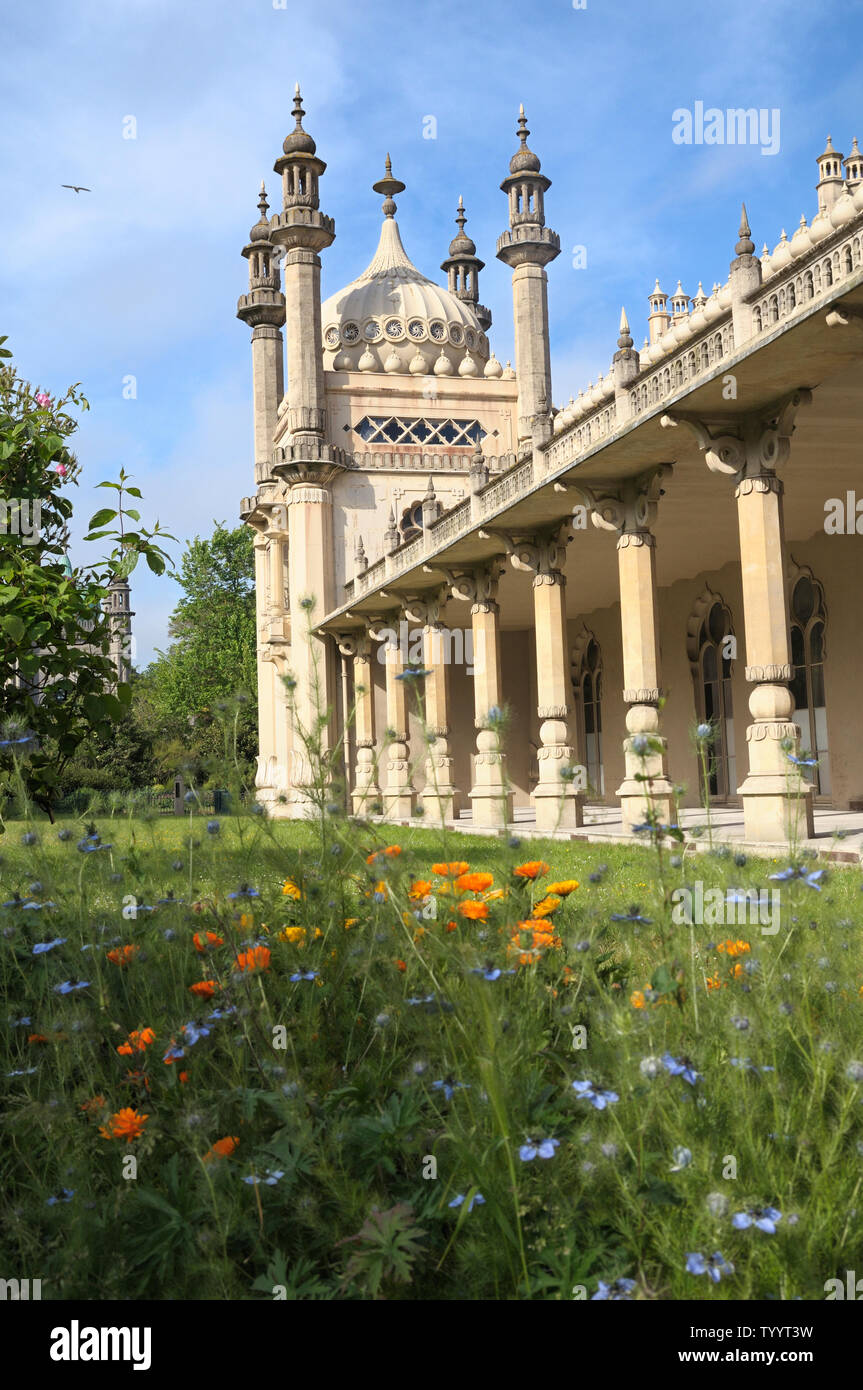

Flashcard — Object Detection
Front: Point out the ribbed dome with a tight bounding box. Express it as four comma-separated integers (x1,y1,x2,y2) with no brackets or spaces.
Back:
322,215,489,374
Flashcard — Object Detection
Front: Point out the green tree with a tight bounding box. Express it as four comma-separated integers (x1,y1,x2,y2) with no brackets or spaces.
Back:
0,339,172,820
143,523,258,776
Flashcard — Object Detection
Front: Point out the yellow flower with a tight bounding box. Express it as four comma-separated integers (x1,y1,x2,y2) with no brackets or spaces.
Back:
279,925,307,945
344,917,358,930
282,879,302,899
531,895,562,918
630,989,646,1009
544,880,579,896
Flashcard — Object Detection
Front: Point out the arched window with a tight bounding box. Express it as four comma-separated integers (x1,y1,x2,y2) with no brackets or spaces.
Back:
571,630,604,798
399,501,424,543
789,567,830,796
687,590,737,801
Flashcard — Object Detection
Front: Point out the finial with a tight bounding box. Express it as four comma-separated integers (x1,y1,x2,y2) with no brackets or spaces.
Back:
455,194,466,233
517,103,529,146
617,306,633,350
292,84,305,127
257,181,269,219
735,201,755,256
372,153,406,218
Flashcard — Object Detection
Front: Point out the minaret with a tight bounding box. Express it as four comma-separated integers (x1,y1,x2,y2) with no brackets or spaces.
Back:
236,181,286,483
496,105,560,444
441,196,492,332
670,281,689,321
816,134,845,212
845,136,862,189
647,280,670,344
104,573,133,687
269,84,335,443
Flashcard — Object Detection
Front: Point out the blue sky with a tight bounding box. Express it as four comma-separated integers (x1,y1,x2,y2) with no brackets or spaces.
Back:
1,0,861,664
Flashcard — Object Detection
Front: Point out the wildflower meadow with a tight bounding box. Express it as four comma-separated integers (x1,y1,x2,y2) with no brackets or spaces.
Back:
2,761,863,1304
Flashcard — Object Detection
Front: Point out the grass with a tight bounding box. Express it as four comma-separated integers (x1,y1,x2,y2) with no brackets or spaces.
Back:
2,803,863,1301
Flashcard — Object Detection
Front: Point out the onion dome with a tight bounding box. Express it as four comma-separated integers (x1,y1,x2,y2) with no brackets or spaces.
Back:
321,158,488,374
790,214,812,258
509,104,541,174
282,84,316,156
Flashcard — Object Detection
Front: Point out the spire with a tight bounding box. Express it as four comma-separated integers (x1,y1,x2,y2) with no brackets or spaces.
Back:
257,180,268,220
372,153,406,218
735,201,755,256
441,194,491,329
282,82,317,157
617,306,633,350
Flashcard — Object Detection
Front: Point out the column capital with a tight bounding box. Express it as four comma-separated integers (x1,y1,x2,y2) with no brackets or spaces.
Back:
479,522,572,583
574,464,670,538
660,388,812,481
400,586,448,629
442,558,507,612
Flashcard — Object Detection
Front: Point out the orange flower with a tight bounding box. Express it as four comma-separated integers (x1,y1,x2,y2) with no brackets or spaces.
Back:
99,1106,149,1141
28,1033,49,1044
117,1027,155,1056
80,1095,106,1114
531,895,562,918
179,1070,189,1084
513,861,549,881
716,939,751,957
413,926,426,943
545,880,580,896
189,981,216,999
445,920,458,933
193,930,224,954
458,899,489,921
344,917,358,930
106,945,139,967
235,945,271,973
706,973,724,991
455,871,494,894
432,861,470,878
384,845,402,857
395,959,407,972
204,1135,239,1161
409,879,433,901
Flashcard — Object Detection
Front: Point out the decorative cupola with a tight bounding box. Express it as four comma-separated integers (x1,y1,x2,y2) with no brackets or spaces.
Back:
647,280,670,344
496,104,560,442
236,182,286,478
816,134,845,212
844,136,862,189
269,84,335,443
670,280,690,321
441,197,492,332
691,281,708,310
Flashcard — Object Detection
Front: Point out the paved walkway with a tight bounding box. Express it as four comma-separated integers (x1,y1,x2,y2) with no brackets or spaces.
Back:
372,805,863,864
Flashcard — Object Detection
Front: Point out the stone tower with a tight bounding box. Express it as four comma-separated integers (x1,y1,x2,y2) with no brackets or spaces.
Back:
496,105,560,444
104,572,134,687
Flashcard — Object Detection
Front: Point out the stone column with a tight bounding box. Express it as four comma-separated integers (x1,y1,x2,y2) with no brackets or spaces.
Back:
338,631,381,815
507,530,582,830
370,619,415,820
403,591,461,825
252,529,277,803
448,562,513,829
665,392,815,841
582,472,674,832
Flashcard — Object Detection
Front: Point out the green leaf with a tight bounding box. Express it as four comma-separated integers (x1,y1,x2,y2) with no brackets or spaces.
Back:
1,613,25,642
88,508,118,529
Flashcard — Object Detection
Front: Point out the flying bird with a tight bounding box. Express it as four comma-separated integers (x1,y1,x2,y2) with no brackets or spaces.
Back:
61,184,91,193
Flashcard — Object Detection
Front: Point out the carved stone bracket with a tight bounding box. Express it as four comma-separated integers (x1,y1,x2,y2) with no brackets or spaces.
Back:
442,559,507,613
572,465,671,537
660,388,812,481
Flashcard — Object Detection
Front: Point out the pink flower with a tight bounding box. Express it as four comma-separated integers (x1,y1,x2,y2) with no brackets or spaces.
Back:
55,462,68,478
35,392,51,408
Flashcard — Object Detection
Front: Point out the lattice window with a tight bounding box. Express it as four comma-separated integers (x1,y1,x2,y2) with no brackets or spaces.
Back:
353,416,486,447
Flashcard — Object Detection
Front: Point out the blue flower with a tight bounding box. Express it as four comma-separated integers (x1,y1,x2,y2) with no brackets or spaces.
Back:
662,1053,701,1085
519,1138,560,1161
32,938,67,954
431,1078,469,1101
162,1043,186,1062
9,1016,32,1027
732,1205,782,1233
46,1188,75,1206
182,1021,211,1046
448,1191,485,1212
243,1169,285,1186
206,820,220,834
591,1278,637,1300
0,733,34,748
8,1066,38,1076
571,1079,619,1110
610,905,652,924
695,723,714,742
228,885,260,900
22,900,56,911
54,980,90,995
77,838,112,853
786,752,818,767
56,829,73,842
769,865,825,890
289,970,319,982
21,831,38,846
208,1006,236,1020
407,994,436,1005
686,1251,733,1283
